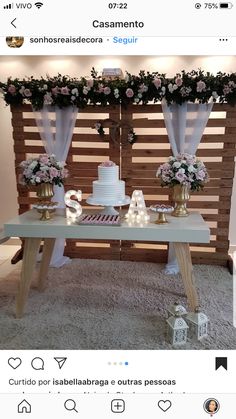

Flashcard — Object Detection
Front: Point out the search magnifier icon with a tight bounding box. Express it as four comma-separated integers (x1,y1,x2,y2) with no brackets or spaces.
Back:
64,399,78,413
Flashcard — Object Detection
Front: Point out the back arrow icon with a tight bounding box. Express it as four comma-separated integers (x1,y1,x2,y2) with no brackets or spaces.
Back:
11,18,16,28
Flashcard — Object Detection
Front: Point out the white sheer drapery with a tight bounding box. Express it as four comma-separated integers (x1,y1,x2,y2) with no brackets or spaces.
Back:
162,100,213,274
34,105,78,267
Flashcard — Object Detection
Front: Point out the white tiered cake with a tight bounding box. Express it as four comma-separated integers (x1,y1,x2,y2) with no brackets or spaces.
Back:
92,161,125,203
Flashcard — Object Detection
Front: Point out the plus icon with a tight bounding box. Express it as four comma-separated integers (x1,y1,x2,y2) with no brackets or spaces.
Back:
111,399,125,413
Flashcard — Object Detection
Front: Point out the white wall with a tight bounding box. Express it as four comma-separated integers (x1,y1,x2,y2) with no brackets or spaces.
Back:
0,55,235,244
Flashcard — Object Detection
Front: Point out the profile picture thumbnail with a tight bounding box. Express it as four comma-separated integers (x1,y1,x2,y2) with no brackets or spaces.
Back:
203,398,220,415
6,36,24,48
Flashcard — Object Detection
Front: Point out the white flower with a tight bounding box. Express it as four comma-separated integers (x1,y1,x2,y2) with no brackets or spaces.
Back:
71,96,76,101
168,83,174,93
212,91,218,99
83,86,89,95
29,161,38,169
138,93,142,98
173,161,181,168
173,84,178,91
35,177,41,183
124,73,130,82
43,93,53,105
19,86,25,95
188,164,196,173
43,84,48,90
134,97,139,103
71,88,79,96
114,88,119,95
161,86,166,94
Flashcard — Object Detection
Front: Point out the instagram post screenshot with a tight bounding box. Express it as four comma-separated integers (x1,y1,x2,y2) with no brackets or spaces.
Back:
0,0,236,417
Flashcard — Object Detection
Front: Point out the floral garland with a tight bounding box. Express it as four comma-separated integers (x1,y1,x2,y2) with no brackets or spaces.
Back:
1,68,236,109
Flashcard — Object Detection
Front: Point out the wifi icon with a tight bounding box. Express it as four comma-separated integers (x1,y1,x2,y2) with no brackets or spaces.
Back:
35,2,43,8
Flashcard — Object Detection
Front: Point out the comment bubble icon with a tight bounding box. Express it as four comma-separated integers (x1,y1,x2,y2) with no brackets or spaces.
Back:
31,357,44,370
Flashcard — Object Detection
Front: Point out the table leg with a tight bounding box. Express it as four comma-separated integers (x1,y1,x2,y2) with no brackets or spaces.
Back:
173,242,199,311
37,238,56,291
16,237,41,318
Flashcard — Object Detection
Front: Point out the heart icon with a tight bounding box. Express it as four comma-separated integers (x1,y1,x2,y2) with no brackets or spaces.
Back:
158,400,172,412
8,357,22,369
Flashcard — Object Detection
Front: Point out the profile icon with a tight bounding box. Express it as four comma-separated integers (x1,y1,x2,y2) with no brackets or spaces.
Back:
6,36,24,48
203,398,220,416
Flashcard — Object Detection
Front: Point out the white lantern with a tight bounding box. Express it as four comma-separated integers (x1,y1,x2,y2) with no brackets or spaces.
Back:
186,307,209,340
166,311,189,346
167,302,188,318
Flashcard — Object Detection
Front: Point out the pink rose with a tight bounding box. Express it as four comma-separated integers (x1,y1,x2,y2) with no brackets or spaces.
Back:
196,169,206,181
8,84,16,94
126,88,134,98
24,88,32,97
104,86,111,95
39,155,49,164
87,79,94,88
175,172,186,183
162,163,171,170
49,167,59,179
153,78,162,89
196,80,206,93
61,86,70,95
175,77,183,87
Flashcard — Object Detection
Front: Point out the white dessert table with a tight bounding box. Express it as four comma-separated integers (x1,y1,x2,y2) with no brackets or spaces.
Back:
4,209,210,318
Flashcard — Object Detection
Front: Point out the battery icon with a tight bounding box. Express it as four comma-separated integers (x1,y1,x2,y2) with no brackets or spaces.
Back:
219,2,233,7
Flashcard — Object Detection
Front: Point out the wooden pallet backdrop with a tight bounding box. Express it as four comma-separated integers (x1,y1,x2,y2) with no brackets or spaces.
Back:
11,103,236,266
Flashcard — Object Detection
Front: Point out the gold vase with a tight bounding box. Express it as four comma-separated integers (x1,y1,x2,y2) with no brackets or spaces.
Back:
36,183,54,221
172,184,190,217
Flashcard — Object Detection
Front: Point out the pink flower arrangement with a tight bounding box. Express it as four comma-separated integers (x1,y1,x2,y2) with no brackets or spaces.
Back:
156,153,209,191
19,154,68,186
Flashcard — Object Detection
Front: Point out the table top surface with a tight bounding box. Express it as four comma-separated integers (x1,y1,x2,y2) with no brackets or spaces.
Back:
4,209,210,243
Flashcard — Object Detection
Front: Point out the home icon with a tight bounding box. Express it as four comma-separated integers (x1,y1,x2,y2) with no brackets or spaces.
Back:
17,399,31,414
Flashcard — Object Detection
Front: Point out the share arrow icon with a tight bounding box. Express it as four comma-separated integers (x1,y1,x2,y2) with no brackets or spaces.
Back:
54,357,67,369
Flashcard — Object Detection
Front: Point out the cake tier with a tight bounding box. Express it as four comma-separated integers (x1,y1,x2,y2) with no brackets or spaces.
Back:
92,180,125,202
98,165,119,183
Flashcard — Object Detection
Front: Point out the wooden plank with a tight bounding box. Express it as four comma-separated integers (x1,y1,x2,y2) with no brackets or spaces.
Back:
130,148,236,157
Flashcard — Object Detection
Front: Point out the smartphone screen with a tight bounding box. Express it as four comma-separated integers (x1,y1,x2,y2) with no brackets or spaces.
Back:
0,1,235,417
